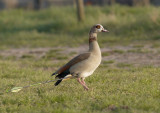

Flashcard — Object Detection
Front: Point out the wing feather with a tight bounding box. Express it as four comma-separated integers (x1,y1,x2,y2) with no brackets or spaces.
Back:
54,52,91,75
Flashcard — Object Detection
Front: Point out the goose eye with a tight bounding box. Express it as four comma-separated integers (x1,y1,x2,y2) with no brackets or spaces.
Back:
96,25,101,29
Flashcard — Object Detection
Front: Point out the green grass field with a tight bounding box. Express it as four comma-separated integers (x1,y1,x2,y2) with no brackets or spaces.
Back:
0,5,160,113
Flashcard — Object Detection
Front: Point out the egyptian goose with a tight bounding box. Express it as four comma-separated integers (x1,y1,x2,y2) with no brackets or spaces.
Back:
51,24,108,90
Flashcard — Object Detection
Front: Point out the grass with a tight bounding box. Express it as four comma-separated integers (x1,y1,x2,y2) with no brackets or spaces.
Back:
0,5,160,113
127,48,152,53
0,60,160,113
44,49,68,60
117,63,133,68
103,60,115,64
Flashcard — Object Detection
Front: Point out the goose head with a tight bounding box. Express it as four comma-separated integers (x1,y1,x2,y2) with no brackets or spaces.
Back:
90,24,109,33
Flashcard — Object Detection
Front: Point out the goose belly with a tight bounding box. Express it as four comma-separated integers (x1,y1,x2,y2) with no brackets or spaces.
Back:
80,71,94,78
69,55,101,78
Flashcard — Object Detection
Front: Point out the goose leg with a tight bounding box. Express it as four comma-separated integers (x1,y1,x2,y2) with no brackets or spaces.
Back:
77,78,89,90
81,78,86,85
82,78,89,90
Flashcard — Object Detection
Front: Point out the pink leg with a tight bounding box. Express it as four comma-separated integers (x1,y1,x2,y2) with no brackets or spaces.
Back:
81,78,86,85
82,78,89,90
77,78,89,90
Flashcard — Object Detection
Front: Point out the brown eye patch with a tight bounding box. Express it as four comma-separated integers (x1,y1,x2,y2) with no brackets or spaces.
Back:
96,25,101,29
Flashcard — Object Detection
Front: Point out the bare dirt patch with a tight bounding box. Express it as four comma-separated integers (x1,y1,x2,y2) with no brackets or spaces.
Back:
0,44,159,66
101,45,160,67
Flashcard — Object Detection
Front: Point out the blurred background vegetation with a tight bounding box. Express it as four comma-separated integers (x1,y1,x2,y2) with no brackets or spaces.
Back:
0,0,160,49
0,0,158,10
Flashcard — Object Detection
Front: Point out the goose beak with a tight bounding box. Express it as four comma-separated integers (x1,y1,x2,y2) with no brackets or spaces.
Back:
102,29,109,32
